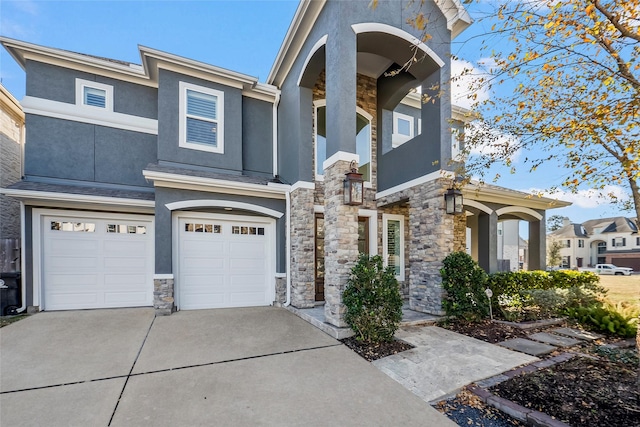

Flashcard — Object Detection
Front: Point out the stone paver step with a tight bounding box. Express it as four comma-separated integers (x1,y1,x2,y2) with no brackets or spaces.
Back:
498,338,557,356
551,327,602,341
528,332,582,347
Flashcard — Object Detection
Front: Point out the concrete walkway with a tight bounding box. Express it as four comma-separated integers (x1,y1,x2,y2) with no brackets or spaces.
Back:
373,326,538,403
0,307,455,427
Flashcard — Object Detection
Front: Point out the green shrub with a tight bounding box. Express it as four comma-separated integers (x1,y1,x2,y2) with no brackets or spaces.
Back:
565,302,638,338
440,252,489,320
343,254,403,343
488,270,605,321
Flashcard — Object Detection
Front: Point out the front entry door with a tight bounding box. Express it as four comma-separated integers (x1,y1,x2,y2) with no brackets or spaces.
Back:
314,215,369,301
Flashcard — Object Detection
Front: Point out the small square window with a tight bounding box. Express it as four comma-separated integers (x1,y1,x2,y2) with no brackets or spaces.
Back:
204,224,213,233
241,227,248,235
84,87,106,108
214,225,221,234
232,226,240,235
257,228,264,235
195,224,204,233
185,223,194,232
75,78,113,111
392,112,415,148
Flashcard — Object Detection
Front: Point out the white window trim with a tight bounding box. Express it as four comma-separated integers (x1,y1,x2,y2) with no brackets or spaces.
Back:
179,81,225,154
314,99,372,184
382,213,405,281
392,111,414,148
75,78,113,111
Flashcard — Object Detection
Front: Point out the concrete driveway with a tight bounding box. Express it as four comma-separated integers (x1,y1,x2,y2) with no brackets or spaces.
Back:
0,307,455,426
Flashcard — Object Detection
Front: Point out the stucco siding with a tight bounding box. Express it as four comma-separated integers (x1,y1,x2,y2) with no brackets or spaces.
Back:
157,69,243,172
25,114,155,187
242,96,273,177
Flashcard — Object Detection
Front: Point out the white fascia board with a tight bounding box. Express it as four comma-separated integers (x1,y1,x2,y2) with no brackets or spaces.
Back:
437,0,473,39
376,170,454,199
0,37,152,85
322,151,359,171
143,170,288,199
22,96,158,135
451,104,480,123
140,46,258,88
462,184,572,210
399,92,422,109
267,0,327,86
0,187,155,209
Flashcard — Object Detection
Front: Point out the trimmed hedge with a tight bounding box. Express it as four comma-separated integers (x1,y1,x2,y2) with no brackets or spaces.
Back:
440,252,490,320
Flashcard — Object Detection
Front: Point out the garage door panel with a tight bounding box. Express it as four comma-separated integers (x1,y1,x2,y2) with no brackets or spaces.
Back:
47,274,100,287
229,258,266,270
42,213,153,311
49,238,100,255
182,258,225,272
179,216,272,310
104,256,149,270
47,292,101,308
182,239,224,254
104,291,150,305
229,241,265,257
47,256,100,271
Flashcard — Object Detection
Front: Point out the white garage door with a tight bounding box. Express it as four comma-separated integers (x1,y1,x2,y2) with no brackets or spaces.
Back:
178,215,273,310
42,212,154,310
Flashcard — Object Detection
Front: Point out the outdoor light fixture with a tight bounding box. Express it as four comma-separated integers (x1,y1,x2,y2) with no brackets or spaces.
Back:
444,188,464,215
343,160,364,206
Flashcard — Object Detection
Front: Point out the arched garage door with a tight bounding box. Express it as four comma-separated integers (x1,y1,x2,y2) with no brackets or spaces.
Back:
176,213,275,310
40,211,154,310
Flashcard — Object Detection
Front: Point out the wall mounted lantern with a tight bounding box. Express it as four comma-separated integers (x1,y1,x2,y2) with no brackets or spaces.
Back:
344,161,364,206
444,188,464,215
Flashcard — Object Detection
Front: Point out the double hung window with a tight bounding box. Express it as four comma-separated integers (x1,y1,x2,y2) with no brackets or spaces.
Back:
179,82,224,153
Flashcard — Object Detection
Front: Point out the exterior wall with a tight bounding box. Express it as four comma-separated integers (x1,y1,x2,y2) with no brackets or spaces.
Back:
242,97,274,177
157,69,243,173
0,85,24,243
24,115,157,188
26,61,158,119
289,187,315,308
153,187,286,275
377,178,455,315
277,0,453,187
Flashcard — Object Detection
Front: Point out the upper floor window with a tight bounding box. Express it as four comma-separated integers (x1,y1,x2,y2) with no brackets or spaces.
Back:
636,236,640,246
314,100,371,182
562,239,571,248
612,237,626,247
392,112,414,147
179,81,224,154
578,239,584,248
75,78,113,111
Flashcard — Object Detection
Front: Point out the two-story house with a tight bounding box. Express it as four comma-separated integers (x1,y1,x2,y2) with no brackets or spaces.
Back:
1,0,567,327
550,217,639,271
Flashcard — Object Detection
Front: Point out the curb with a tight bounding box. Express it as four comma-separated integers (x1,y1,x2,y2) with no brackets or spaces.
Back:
468,353,577,427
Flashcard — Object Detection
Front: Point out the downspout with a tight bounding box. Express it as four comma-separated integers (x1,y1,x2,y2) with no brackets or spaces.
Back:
18,201,26,313
272,89,291,306
285,190,291,306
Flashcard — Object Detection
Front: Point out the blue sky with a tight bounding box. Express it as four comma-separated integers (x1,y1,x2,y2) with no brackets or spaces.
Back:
0,0,633,226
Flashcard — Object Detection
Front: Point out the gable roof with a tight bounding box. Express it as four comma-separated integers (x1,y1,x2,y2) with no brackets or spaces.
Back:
0,37,279,102
550,223,588,238
267,0,472,87
582,217,638,235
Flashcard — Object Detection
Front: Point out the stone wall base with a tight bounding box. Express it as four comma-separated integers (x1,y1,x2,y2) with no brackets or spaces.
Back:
154,277,174,316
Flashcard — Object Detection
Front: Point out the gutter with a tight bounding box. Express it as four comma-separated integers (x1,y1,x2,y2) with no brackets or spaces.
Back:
17,201,26,313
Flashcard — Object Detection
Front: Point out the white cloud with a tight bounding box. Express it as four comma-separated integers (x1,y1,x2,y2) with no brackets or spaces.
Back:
0,19,31,38
451,58,491,110
522,185,630,208
464,120,522,162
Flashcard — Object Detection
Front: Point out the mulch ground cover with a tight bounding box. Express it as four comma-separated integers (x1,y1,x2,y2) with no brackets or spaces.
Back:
339,336,413,362
439,319,640,427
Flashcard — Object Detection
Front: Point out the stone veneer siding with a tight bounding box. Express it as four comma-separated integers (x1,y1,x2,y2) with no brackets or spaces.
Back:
0,92,24,241
323,159,360,327
154,277,174,316
274,276,287,306
289,187,315,308
377,178,455,315
453,213,467,252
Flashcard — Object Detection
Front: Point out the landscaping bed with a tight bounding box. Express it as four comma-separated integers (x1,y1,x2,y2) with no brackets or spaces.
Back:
339,337,413,362
438,319,640,427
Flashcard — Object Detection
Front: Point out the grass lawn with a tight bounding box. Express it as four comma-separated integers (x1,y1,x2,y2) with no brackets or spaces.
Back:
597,275,640,307
0,314,29,328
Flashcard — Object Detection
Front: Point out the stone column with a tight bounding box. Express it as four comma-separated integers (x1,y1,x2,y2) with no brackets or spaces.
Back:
154,276,174,316
528,219,546,271
290,187,315,308
323,159,359,327
408,179,455,315
478,212,499,273
453,213,467,252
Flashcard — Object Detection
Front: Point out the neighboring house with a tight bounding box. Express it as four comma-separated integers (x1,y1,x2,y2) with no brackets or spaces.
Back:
549,217,639,271
0,0,568,325
0,83,24,272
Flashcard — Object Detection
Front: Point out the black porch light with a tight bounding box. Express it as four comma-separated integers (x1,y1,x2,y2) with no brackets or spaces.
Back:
444,188,464,215
343,160,364,206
